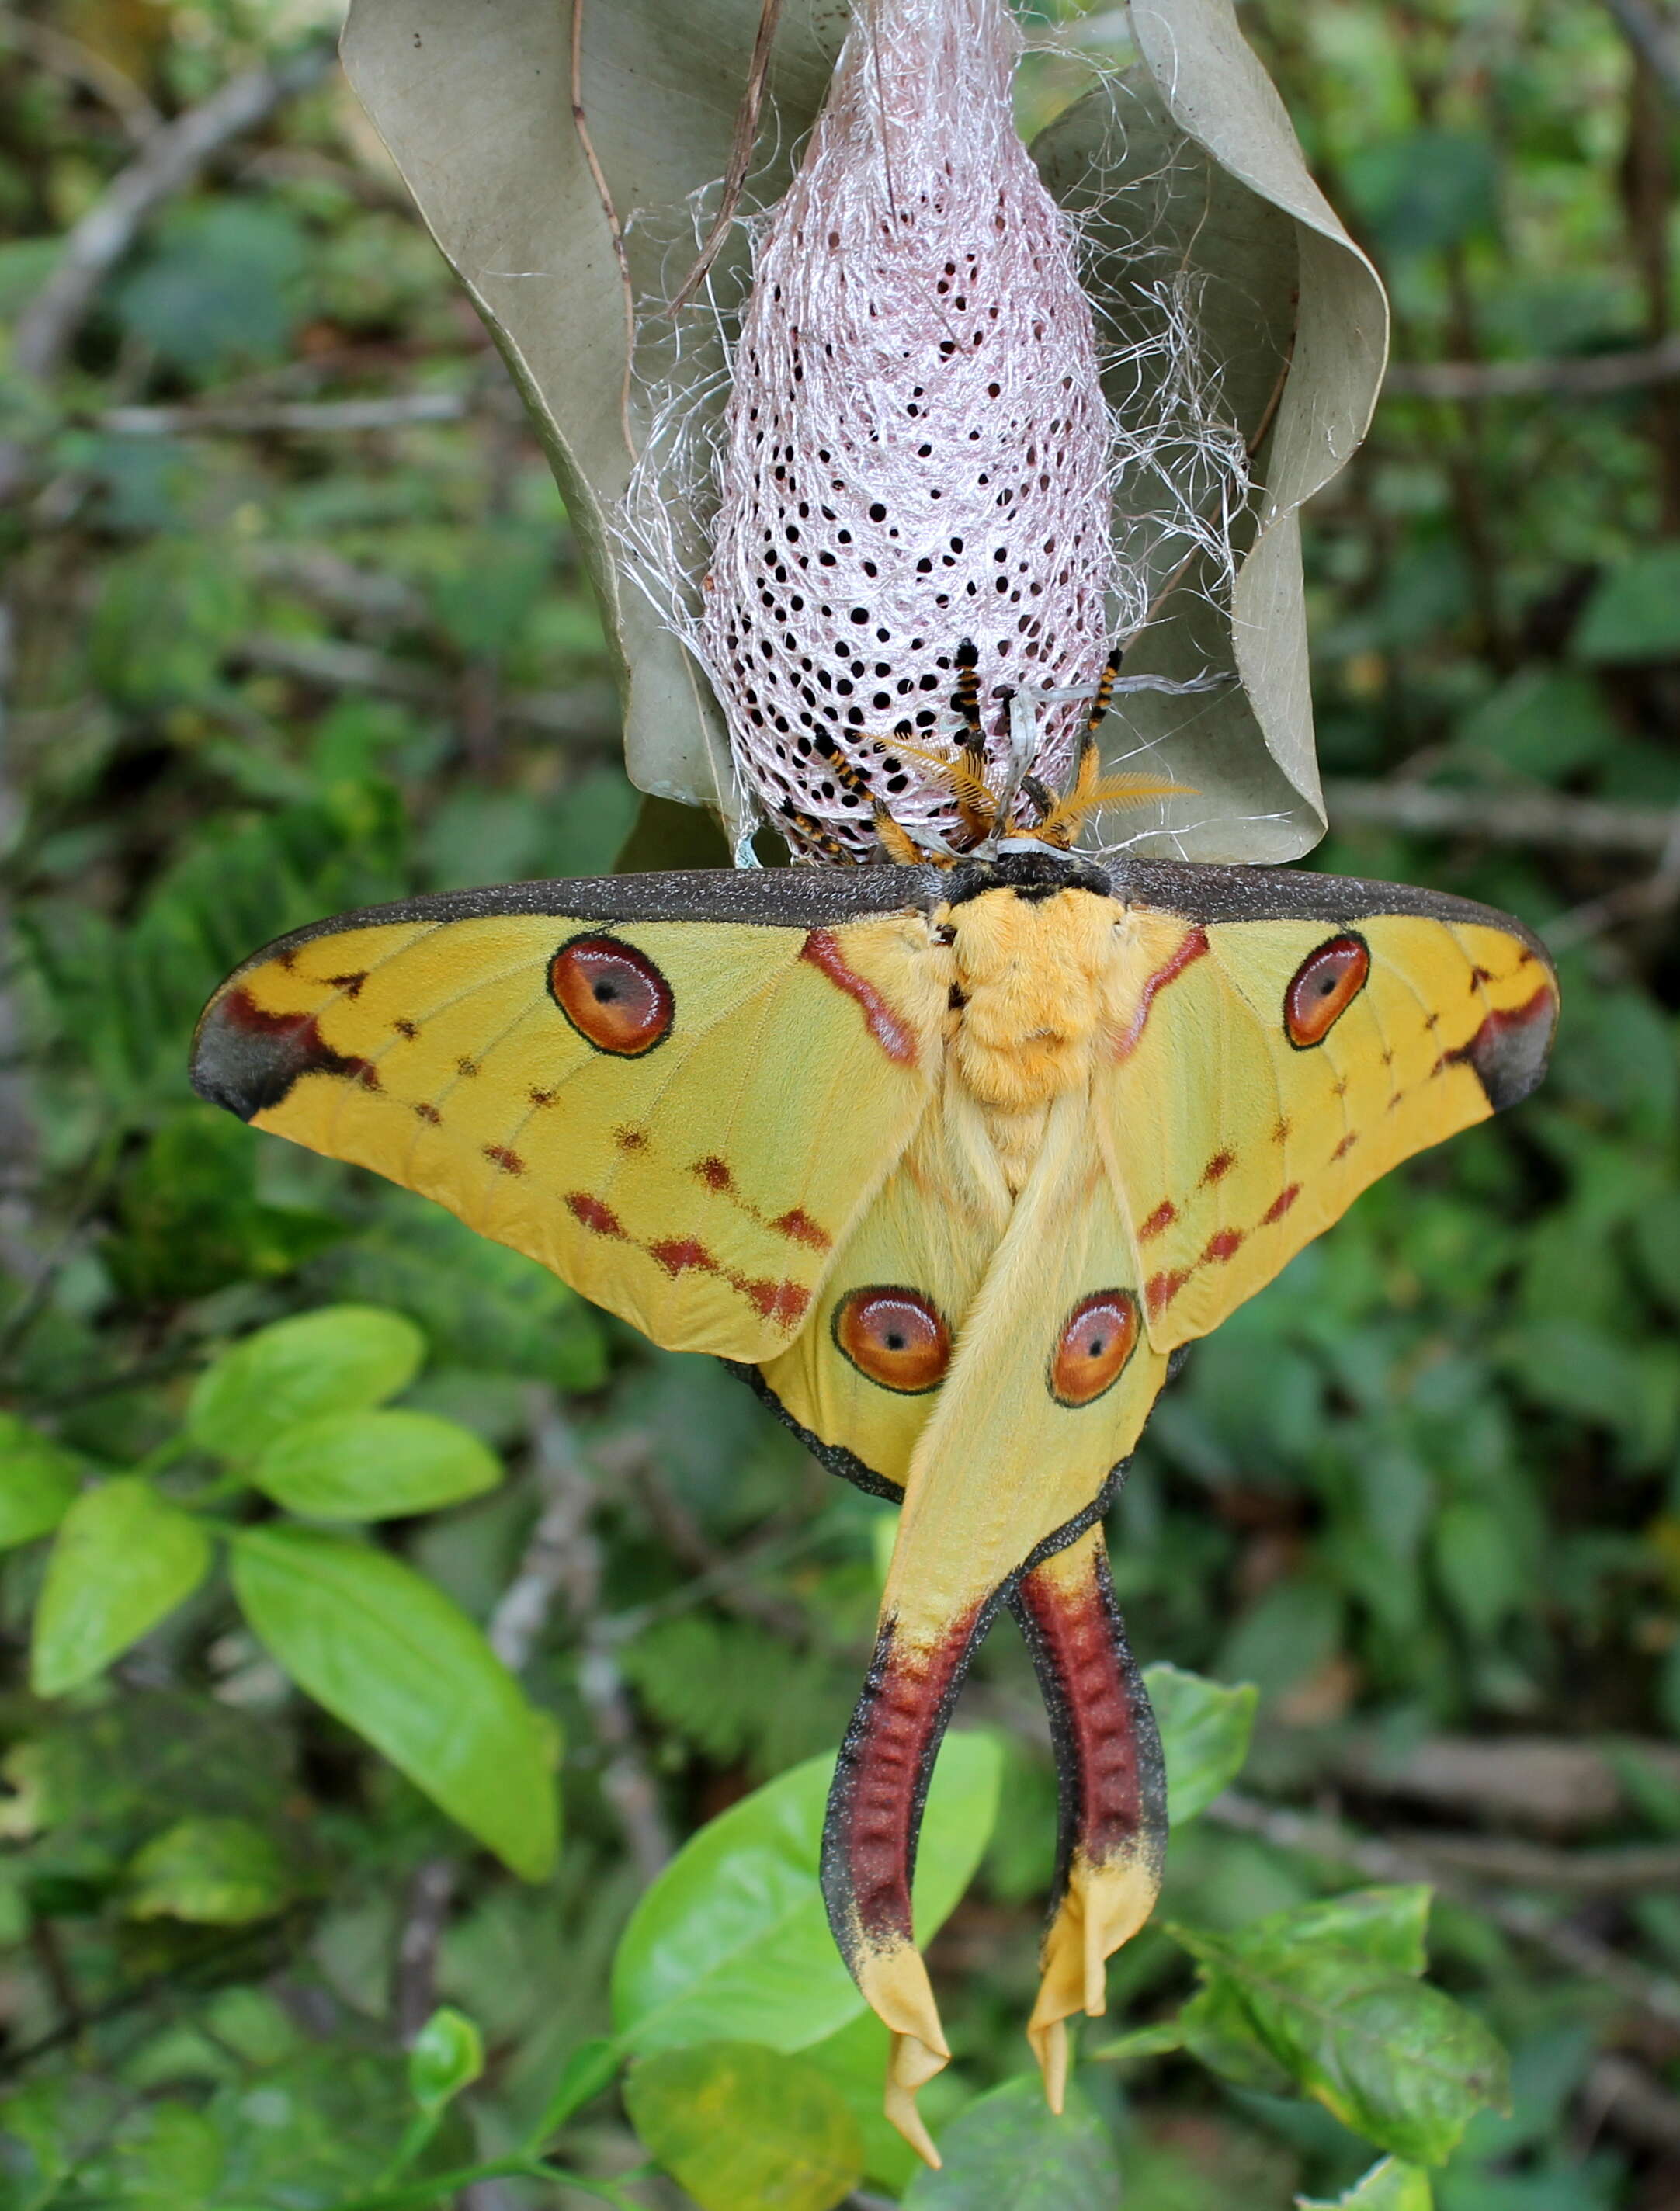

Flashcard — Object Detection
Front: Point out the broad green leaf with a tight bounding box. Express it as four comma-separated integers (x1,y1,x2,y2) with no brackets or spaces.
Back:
1178,1969,1293,2095
1143,1661,1257,1824
231,1525,557,1880
0,1413,82,1548
1088,2019,1188,2064
251,1410,502,1521
612,1730,1002,2053
1251,1887,1432,1977
32,1479,212,1696
531,2036,625,2141
1033,0,1388,863
625,2041,863,2211
188,1306,425,1462
1169,1926,1508,2164
901,2074,1122,2209
408,2007,484,2112
1300,2157,1434,2210
124,1817,292,1925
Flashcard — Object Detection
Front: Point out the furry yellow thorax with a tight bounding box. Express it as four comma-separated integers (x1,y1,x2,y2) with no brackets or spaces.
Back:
942,888,1189,1117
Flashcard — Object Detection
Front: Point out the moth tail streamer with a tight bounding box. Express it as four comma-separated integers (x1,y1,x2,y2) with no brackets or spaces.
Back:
1010,1525,1167,2105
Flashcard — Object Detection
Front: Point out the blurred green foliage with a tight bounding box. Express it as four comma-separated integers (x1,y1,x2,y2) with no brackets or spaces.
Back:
2,0,1679,2206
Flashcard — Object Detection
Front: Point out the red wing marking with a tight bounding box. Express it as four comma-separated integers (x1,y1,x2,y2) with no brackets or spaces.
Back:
1272,1118,1292,1146
1144,1269,1190,1321
649,1237,716,1277
1446,984,1557,1112
529,1088,557,1108
565,1191,807,1331
484,1145,525,1175
1201,1149,1235,1185
394,1017,419,1040
413,1102,443,1125
565,1192,624,1238
614,1123,648,1150
1201,1228,1244,1264
1261,1184,1300,1224
689,1155,832,1251
1112,926,1209,1063
456,1057,481,1077
325,970,369,998
800,930,919,1064
1139,1199,1177,1241
769,1207,831,1251
1331,1132,1359,1161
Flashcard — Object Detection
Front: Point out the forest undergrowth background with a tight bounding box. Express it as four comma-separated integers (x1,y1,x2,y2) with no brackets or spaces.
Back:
3,0,1680,2205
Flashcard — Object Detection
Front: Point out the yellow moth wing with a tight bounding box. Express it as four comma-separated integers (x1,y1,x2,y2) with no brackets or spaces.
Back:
1107,908,1557,1351
193,906,947,1363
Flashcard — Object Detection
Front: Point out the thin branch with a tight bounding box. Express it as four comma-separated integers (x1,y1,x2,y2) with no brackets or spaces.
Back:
667,0,785,314
1330,1727,1680,1832
491,1391,672,1883
98,392,471,436
1584,2053,1680,2159
391,1858,457,2043
1602,0,1680,106
0,6,161,141
1322,776,1680,859
12,40,336,384
233,634,620,744
1384,331,1680,401
1387,1832,1680,1894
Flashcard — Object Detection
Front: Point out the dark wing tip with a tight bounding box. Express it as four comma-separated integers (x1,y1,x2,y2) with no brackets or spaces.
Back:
190,987,372,1121
1459,981,1559,1112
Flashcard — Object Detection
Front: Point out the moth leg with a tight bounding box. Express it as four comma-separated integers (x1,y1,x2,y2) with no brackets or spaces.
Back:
1009,1522,1166,2109
822,1603,998,2167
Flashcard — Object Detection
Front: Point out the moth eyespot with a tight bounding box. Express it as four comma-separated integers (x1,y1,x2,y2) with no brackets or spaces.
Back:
1049,1290,1139,1407
832,1286,951,1394
1284,933,1369,1049
549,935,673,1056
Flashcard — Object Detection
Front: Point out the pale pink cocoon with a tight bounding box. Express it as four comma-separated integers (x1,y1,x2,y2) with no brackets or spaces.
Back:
700,0,1114,861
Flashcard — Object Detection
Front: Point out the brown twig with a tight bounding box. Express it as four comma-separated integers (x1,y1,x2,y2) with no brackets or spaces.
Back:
1323,776,1680,859
391,1859,457,2043
0,6,161,141
1387,1832,1680,1894
1602,0,1680,106
1383,335,1680,400
12,40,335,384
667,0,786,315
491,1391,672,1883
99,392,471,436
232,635,620,745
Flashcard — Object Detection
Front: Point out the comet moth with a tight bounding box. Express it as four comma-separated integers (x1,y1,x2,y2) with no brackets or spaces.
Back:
191,738,1556,2162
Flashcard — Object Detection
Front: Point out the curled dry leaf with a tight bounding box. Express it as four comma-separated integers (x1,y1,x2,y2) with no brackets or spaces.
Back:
342,0,1384,861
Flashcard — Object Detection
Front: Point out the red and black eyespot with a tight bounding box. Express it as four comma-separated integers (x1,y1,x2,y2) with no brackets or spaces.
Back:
1284,934,1369,1050
832,1286,951,1394
1049,1290,1139,1408
548,935,673,1057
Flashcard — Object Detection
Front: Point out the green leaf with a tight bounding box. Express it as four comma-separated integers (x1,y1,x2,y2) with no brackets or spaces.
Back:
251,1410,502,1521
901,2074,1122,2209
1255,1888,1432,1977
1143,1661,1257,1824
612,1730,1002,2053
188,1306,426,1462
797,2010,971,2195
0,1413,82,1549
1088,2020,1187,2063
530,2036,624,2141
1168,1925,1508,2164
408,2007,484,2112
625,2041,863,2211
231,1525,557,1880
1574,545,1680,663
1299,2157,1434,2210
31,1479,212,1696
124,1817,293,1925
